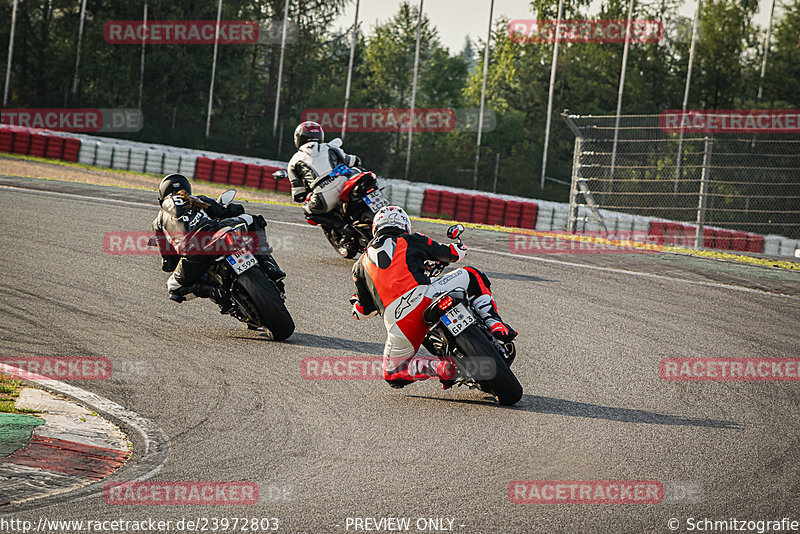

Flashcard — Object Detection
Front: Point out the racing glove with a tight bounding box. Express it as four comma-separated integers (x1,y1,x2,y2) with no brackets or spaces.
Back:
449,243,467,262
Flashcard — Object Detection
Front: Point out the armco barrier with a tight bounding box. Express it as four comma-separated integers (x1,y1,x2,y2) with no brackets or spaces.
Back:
229,161,246,186
1,124,792,256
12,131,30,154
746,233,764,253
0,129,12,152
62,137,80,162
519,202,538,229
45,135,65,160
128,148,146,173
194,157,213,181
535,204,553,230
487,197,506,226
163,153,181,175
211,158,230,184
177,155,196,179
244,164,263,189
715,229,733,250
731,231,748,251
649,221,666,245
504,200,522,228
145,150,165,174
111,145,130,170
421,189,441,218
78,140,97,165
405,187,425,216
29,133,48,157
439,191,457,219
455,193,473,221
471,195,489,224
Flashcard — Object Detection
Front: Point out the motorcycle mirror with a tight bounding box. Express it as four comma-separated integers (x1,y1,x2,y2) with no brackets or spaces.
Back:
218,189,236,205
329,138,343,148
272,169,288,181
447,224,464,240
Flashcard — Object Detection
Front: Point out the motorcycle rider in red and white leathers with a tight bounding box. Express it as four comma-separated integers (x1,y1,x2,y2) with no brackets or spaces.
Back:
351,206,517,389
287,121,361,218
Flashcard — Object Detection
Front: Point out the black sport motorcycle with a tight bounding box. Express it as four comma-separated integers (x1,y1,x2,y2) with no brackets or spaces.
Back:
151,190,295,341
421,224,523,406
274,164,388,259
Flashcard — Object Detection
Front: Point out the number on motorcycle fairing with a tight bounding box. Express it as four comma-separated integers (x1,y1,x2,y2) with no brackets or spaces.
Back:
441,303,475,335
226,249,258,274
364,189,389,213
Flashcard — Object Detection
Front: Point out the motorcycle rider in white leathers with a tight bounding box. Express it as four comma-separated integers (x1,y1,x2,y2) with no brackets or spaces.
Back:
287,121,361,218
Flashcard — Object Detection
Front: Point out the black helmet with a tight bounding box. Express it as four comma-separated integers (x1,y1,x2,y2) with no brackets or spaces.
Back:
159,174,191,203
294,121,324,149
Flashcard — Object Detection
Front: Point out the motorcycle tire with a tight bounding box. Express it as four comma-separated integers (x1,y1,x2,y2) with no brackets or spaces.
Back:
454,324,523,406
233,269,295,341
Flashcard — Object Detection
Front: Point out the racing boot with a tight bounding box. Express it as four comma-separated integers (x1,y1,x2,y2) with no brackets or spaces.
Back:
257,253,286,296
472,294,517,343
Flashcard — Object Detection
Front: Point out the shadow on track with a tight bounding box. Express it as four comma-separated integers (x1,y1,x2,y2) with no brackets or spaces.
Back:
406,394,742,429
283,332,386,355
483,271,556,283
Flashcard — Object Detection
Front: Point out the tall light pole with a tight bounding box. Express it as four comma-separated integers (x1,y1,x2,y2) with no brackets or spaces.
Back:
404,0,424,180
472,0,495,190
540,0,565,189
205,0,223,138
757,0,776,100
609,0,635,181
138,2,148,110
272,0,290,141
72,0,88,97
674,0,702,192
341,0,360,139
3,0,19,106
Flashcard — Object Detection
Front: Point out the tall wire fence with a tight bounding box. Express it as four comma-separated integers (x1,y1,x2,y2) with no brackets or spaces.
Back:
562,113,800,242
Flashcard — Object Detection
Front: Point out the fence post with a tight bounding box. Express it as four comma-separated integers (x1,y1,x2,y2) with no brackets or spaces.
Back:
568,136,582,234
694,135,713,248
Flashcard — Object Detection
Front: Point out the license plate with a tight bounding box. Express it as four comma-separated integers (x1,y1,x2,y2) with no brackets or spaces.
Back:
226,249,258,274
440,303,475,336
364,189,389,213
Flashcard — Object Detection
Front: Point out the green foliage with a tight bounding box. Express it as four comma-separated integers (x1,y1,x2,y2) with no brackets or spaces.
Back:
0,0,794,203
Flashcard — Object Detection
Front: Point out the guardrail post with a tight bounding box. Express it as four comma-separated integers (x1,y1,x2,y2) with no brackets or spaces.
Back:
568,136,582,234
694,135,713,248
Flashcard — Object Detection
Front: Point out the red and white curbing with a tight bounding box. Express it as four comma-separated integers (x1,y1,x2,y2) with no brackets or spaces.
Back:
0,388,130,506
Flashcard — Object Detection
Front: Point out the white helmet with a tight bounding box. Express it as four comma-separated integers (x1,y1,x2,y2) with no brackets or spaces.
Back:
372,205,411,236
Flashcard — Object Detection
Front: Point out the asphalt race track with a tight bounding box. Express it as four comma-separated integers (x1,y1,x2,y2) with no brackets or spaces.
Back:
1,172,799,533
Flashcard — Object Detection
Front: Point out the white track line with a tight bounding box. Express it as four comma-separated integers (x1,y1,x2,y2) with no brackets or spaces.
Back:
2,182,796,299
0,183,310,228
0,363,170,513
471,246,799,299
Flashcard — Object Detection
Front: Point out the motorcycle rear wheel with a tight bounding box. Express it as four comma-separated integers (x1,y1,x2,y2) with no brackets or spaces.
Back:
322,226,357,259
453,325,523,406
233,269,295,341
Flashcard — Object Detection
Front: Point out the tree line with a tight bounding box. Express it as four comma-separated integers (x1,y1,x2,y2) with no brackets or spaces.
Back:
1,0,798,202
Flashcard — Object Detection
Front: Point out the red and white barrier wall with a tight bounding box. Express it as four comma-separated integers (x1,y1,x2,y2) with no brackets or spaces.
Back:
1,125,797,257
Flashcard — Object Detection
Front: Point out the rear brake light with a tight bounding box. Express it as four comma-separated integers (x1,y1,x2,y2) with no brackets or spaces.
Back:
224,230,242,248
438,296,454,310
